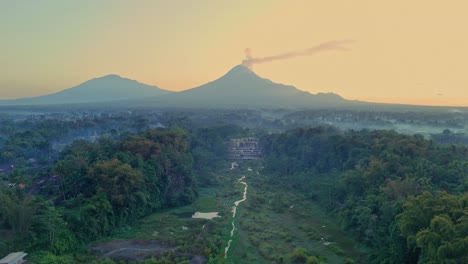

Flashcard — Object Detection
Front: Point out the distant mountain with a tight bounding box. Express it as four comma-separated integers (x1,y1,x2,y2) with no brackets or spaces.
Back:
137,65,350,108
0,74,171,105
1,66,353,109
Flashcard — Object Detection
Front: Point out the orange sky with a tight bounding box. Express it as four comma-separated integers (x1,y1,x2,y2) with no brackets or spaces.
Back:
1,0,467,106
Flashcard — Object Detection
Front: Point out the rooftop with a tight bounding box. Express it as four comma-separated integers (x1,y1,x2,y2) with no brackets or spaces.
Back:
0,252,27,264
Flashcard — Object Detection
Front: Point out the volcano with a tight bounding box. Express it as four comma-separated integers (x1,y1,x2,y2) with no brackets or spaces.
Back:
1,65,351,109
141,65,347,108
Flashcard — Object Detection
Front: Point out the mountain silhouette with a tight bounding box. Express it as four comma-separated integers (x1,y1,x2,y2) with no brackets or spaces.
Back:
0,74,171,105
138,65,347,108
0,65,352,109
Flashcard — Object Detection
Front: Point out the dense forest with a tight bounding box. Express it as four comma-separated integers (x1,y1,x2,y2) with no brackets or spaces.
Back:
0,112,251,263
0,127,196,262
262,127,468,264
0,111,467,263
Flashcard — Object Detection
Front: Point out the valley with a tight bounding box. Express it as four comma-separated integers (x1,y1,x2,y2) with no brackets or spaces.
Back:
2,2,468,263
0,113,466,263
92,161,366,264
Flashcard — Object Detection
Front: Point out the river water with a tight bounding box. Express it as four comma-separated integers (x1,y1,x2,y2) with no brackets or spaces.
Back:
224,175,248,258
191,212,220,220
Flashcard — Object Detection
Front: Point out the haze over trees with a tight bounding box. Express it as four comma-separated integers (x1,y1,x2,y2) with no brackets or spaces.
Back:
0,66,466,263
0,110,466,263
261,127,468,263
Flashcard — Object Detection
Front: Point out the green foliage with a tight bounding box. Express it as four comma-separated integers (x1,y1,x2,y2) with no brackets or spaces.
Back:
306,256,320,264
30,200,78,254
397,192,468,263
2,114,466,263
291,247,322,264
291,247,308,262
0,127,196,260
35,252,75,264
262,128,468,263
88,159,144,223
0,187,36,236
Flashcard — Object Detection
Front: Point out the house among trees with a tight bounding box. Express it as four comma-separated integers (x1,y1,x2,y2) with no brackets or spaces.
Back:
228,138,262,160
0,252,27,264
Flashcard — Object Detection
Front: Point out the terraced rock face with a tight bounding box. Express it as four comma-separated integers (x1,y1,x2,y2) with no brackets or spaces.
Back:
228,137,262,160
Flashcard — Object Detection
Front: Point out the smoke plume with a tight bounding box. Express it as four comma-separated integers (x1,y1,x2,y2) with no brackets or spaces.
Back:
242,40,353,69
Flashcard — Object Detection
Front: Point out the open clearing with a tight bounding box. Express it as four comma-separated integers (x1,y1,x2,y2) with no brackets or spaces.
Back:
93,162,366,263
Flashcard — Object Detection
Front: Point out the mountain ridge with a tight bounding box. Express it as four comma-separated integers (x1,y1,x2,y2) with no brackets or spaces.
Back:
0,74,171,105
0,65,349,108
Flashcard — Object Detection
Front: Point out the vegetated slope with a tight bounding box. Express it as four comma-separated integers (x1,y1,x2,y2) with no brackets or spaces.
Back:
138,65,349,108
0,128,195,262
0,74,171,105
262,127,468,264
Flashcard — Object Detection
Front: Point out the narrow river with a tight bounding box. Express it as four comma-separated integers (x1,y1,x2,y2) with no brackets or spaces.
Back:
224,175,248,258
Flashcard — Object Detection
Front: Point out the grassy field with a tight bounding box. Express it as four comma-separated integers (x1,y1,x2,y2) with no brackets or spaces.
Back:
231,164,366,263
97,161,367,263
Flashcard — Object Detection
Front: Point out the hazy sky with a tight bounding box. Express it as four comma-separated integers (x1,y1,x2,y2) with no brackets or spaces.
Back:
1,0,467,106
